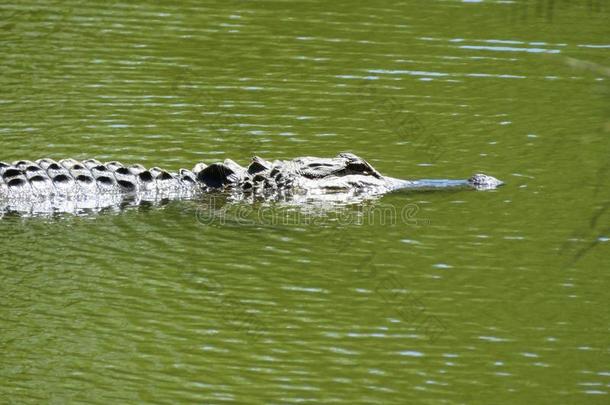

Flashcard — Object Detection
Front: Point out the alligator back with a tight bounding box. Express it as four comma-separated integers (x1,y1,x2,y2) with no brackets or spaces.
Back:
0,159,196,201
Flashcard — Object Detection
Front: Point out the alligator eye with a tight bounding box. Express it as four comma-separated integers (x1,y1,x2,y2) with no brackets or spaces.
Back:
47,163,61,170
93,165,108,171
26,165,42,172
72,164,84,170
346,163,367,173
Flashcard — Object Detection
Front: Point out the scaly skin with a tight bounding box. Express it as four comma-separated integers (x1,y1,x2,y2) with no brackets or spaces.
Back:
0,153,503,215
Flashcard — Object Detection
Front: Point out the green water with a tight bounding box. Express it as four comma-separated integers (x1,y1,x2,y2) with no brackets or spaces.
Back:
1,0,609,403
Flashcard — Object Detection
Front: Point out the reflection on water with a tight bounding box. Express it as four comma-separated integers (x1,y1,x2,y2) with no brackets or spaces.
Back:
1,0,609,403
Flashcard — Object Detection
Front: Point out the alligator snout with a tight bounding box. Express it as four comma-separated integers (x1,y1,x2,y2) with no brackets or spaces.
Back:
467,173,504,190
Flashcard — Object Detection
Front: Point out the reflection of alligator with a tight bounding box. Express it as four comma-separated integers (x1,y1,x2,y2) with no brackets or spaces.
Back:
0,153,502,215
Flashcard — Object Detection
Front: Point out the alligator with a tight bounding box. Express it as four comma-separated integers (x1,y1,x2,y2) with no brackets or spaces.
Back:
0,153,502,216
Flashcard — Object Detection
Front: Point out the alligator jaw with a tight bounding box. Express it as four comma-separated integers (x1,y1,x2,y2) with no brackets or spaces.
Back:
385,177,416,191
385,173,504,191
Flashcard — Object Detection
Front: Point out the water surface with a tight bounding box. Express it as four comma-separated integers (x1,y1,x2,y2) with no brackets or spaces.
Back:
1,1,609,403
